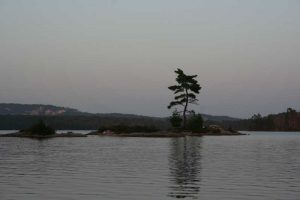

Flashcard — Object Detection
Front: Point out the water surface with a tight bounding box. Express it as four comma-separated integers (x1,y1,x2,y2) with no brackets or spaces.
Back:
0,131,300,200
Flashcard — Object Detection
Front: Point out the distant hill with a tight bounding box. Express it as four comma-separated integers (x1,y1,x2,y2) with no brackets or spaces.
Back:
0,103,239,121
0,103,242,130
0,103,169,130
0,103,85,116
0,115,168,130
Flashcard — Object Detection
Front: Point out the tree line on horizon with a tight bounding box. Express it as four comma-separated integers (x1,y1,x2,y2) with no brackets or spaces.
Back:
248,108,300,131
209,108,300,131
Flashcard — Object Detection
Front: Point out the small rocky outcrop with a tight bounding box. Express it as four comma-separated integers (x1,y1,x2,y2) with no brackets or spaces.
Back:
87,125,245,137
203,125,244,135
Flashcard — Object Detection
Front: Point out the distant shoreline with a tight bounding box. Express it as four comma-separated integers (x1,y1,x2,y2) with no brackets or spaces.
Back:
0,130,246,138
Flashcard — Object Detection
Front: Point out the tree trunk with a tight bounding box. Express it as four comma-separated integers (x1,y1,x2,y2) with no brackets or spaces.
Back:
183,89,189,129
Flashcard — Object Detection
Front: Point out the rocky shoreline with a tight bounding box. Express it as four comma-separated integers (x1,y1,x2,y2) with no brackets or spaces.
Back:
0,128,246,138
87,130,246,137
87,124,246,137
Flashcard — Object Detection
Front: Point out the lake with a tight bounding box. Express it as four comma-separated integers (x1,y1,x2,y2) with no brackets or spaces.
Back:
0,131,300,200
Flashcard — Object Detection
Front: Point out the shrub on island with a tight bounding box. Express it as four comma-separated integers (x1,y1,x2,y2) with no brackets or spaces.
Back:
169,112,205,133
25,120,55,135
169,110,183,128
187,113,204,133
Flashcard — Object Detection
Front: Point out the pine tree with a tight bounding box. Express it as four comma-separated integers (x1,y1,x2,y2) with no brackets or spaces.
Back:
168,68,201,128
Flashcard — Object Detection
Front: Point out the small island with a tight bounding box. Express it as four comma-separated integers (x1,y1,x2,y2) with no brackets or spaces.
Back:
87,69,245,137
87,124,245,137
0,120,87,138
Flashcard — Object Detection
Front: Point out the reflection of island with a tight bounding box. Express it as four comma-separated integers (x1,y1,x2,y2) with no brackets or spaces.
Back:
168,137,202,199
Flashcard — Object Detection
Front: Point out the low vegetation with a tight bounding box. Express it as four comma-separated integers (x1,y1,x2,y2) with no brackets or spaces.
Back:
169,112,204,133
187,113,204,132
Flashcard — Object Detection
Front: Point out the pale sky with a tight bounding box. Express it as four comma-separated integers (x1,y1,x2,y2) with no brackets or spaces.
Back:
0,0,299,118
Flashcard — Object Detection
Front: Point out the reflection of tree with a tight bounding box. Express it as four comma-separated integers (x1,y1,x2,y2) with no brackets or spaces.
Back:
168,137,202,199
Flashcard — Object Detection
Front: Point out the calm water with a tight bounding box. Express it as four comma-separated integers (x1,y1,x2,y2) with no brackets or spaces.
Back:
0,131,300,200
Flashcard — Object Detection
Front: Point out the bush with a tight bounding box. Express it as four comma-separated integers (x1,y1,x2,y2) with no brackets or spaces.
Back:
169,110,182,128
27,120,55,135
187,113,203,132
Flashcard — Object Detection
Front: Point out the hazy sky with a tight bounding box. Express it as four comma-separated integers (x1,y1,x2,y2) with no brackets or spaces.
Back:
0,0,299,118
